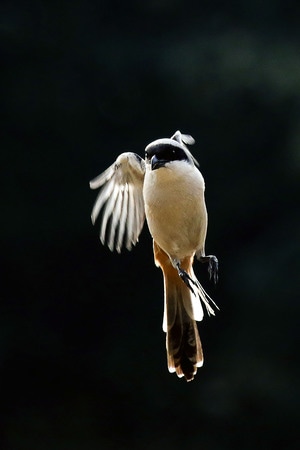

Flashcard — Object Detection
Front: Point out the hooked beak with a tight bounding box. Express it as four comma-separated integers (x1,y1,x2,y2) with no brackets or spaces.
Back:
151,155,167,171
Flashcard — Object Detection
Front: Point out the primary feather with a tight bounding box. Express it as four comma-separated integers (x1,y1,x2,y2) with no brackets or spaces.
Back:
90,152,145,252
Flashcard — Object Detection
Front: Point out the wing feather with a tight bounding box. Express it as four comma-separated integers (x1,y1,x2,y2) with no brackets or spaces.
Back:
116,184,129,253
107,187,124,251
100,185,119,245
91,178,115,225
126,183,136,250
90,152,146,252
133,187,143,242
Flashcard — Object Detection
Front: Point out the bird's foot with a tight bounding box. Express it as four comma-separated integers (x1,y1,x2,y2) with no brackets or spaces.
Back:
199,255,219,284
176,263,197,295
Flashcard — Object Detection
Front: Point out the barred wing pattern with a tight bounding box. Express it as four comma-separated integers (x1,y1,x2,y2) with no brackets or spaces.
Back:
90,152,146,253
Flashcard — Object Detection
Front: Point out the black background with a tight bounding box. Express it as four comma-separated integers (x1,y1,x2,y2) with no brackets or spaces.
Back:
2,1,299,449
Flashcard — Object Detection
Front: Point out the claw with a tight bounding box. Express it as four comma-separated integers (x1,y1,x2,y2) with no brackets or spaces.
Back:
200,255,219,284
176,264,197,295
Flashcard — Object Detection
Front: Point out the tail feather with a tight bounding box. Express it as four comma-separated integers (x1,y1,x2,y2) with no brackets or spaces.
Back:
165,278,203,381
166,284,203,381
154,241,207,381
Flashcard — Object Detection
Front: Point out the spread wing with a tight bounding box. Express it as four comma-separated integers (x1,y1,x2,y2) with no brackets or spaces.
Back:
90,152,146,253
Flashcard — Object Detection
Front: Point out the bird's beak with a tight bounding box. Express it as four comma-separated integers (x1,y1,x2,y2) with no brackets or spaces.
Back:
151,155,167,171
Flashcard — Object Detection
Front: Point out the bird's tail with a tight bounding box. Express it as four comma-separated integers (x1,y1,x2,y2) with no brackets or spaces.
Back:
153,242,211,381
165,279,203,381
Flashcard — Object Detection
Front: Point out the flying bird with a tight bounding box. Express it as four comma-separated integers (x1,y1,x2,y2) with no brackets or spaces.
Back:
90,131,218,381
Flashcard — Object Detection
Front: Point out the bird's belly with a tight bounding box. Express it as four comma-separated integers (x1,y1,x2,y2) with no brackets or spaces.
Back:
143,167,207,261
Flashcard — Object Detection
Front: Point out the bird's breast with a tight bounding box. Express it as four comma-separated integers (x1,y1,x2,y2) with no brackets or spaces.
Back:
143,162,207,260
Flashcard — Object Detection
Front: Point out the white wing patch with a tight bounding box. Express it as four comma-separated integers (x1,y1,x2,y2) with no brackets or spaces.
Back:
90,152,146,252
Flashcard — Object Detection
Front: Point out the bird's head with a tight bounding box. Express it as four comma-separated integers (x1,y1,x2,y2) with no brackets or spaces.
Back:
145,130,199,171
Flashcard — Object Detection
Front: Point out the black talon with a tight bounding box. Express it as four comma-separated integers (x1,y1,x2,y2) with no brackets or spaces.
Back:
176,263,197,295
199,255,219,284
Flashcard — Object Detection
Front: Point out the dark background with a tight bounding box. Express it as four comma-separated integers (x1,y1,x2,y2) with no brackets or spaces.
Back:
1,1,299,449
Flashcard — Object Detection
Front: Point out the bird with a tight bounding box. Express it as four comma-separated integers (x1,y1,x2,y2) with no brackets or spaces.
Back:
89,130,218,381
